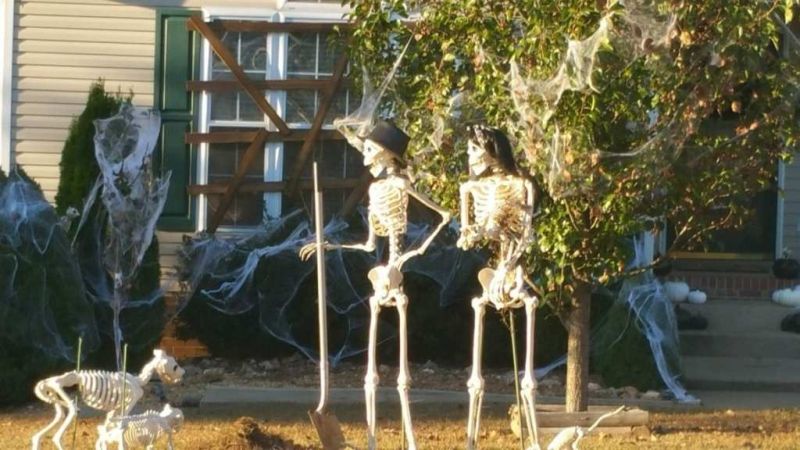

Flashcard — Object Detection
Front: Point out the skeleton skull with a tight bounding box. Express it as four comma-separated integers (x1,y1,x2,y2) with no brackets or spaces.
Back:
363,139,398,177
153,350,184,384
467,139,497,177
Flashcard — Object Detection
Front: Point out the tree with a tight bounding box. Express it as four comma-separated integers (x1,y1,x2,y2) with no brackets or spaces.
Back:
346,0,800,411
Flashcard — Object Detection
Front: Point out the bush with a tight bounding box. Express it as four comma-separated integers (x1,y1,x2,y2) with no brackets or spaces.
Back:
590,285,672,391
54,81,165,370
0,168,99,405
177,241,569,368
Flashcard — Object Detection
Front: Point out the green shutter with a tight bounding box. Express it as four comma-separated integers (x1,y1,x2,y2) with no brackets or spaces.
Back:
155,9,199,231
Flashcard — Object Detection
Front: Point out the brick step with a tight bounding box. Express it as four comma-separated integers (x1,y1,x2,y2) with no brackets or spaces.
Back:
682,356,800,391
680,330,800,359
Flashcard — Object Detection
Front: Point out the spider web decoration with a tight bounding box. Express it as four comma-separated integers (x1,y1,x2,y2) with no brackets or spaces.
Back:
0,170,99,364
176,209,484,365
72,104,171,369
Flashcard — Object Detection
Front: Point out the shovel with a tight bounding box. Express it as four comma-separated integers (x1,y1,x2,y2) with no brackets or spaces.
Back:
308,162,346,449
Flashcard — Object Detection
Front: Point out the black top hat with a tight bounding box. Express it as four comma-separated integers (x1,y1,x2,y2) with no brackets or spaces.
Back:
365,120,410,161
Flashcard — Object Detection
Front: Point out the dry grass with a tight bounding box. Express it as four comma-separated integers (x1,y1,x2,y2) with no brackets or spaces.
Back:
7,402,800,449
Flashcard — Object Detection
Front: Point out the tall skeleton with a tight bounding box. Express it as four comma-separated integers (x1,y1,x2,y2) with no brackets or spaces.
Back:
32,349,184,450
301,120,450,450
458,125,539,450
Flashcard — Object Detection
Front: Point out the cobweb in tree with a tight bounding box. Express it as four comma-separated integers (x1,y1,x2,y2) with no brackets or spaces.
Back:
0,169,99,362
73,104,171,369
508,0,680,199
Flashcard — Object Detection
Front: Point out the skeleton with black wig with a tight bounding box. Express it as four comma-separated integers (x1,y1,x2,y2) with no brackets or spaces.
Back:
458,125,540,450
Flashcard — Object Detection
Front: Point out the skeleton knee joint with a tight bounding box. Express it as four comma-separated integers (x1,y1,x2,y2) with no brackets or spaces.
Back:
364,373,380,389
396,373,411,391
467,375,485,393
521,376,537,392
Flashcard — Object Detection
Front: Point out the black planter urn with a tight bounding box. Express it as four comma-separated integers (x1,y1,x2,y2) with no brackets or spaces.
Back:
773,258,800,280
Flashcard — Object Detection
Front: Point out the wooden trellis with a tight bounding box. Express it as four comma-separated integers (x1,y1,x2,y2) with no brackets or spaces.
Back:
185,17,370,233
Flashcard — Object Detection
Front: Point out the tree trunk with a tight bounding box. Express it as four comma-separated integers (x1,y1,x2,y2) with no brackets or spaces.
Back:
565,282,591,412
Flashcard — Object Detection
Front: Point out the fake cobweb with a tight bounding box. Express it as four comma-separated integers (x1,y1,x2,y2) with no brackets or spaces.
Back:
178,207,483,364
508,0,683,199
0,169,99,363
594,238,694,402
72,104,171,369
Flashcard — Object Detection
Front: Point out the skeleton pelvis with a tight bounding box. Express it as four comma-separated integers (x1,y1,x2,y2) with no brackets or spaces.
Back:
477,267,498,293
368,265,403,300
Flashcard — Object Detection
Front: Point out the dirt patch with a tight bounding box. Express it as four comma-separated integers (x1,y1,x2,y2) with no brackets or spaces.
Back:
231,416,315,450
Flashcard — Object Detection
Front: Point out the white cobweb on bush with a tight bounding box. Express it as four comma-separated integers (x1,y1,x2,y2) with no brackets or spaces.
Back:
176,209,484,364
0,170,100,362
596,237,695,402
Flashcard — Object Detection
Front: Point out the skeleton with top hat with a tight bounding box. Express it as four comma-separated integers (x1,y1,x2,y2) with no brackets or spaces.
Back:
301,120,450,450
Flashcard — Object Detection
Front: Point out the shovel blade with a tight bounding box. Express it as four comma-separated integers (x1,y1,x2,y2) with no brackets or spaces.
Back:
309,409,346,450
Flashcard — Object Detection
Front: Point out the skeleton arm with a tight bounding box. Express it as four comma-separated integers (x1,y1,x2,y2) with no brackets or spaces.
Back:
505,178,537,265
396,179,451,268
457,182,478,250
299,220,376,261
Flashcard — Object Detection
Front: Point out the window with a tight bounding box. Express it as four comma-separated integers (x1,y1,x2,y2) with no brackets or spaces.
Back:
198,9,361,230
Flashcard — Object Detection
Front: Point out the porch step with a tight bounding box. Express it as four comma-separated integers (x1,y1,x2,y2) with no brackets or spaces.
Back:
680,330,800,359
680,299,793,333
682,356,800,392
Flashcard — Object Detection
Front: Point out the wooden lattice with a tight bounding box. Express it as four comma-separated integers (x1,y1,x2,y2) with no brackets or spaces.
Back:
185,17,370,232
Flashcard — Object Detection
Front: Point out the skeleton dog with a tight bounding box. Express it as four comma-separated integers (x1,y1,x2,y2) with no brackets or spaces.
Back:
32,349,184,450
301,120,450,450
95,403,184,450
458,125,539,450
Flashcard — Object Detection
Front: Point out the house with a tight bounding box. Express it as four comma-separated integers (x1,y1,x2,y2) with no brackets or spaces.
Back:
2,0,799,295
0,0,364,291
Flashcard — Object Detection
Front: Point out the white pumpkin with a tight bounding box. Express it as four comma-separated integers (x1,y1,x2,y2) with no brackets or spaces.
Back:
663,281,690,303
687,290,707,304
772,288,800,307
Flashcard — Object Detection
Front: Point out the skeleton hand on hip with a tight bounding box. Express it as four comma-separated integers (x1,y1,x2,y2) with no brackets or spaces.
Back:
457,224,481,250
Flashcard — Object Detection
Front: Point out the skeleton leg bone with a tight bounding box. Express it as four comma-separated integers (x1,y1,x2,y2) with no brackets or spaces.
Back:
364,295,381,450
467,296,488,450
395,293,417,449
52,400,78,450
32,402,65,450
520,295,540,450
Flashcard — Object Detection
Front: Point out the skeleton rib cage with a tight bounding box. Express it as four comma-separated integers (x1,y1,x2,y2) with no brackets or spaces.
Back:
466,175,530,242
369,178,409,237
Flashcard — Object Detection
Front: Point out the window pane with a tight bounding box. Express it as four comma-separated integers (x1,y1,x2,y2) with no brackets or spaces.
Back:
206,139,265,228
344,145,363,178
286,90,317,124
318,33,340,75
212,32,239,72
240,32,267,72
239,93,264,121
287,32,318,76
210,91,237,121
320,140,345,178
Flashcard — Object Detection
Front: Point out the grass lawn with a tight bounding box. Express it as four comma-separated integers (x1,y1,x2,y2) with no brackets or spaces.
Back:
7,402,800,449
